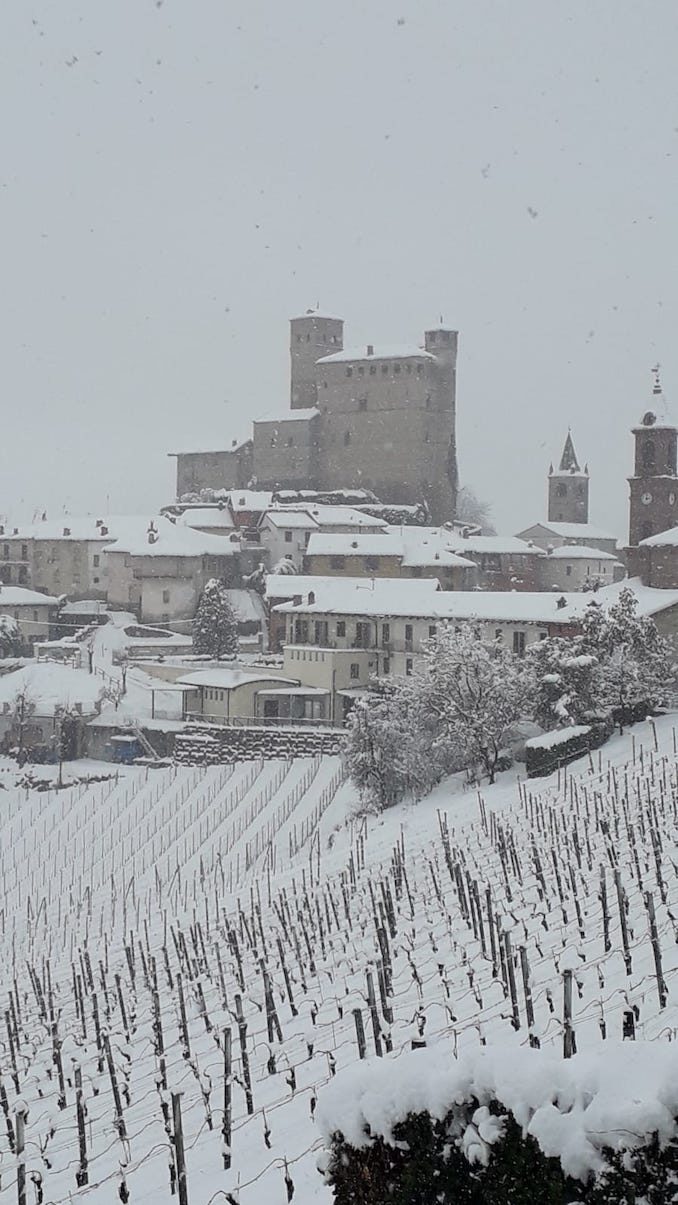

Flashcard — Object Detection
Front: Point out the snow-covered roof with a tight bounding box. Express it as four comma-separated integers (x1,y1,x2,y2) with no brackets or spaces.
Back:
228,491,274,511
518,521,618,543
177,667,297,690
263,511,320,531
106,517,238,558
316,345,435,365
1,515,155,544
306,532,402,558
0,664,104,715
546,545,620,561
639,525,678,547
446,535,543,557
0,586,59,607
275,578,678,624
177,507,235,530
167,441,252,455
265,574,374,601
306,529,476,568
253,409,320,424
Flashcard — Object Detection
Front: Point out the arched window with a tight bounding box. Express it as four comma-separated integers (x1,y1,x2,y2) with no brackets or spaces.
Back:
642,439,656,470
557,482,567,498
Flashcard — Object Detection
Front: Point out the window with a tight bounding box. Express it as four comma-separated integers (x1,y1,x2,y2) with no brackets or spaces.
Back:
294,619,309,642
382,622,390,646
366,555,380,570
270,436,277,447
382,364,389,374
286,435,294,447
369,365,377,375
330,555,346,569
355,621,372,648
406,657,413,675
642,439,656,469
350,663,360,680
337,620,346,637
162,589,170,604
358,365,364,376
417,364,424,374
2,545,8,559
314,620,328,645
32,610,38,622
557,482,567,497
93,554,100,567
346,367,353,377
21,545,27,560
428,625,437,639
18,566,27,584
512,631,526,656
495,628,502,641
405,623,413,651
394,363,401,374
343,431,351,446
358,398,367,411
565,565,572,577
407,363,412,373
284,530,293,543
383,657,390,674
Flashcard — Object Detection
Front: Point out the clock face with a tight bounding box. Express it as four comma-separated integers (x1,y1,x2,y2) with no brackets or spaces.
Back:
641,492,653,505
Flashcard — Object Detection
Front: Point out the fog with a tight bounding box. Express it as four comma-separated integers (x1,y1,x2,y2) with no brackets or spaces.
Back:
1,0,677,539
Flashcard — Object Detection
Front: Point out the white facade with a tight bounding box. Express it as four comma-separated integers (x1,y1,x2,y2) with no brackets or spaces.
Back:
535,546,623,592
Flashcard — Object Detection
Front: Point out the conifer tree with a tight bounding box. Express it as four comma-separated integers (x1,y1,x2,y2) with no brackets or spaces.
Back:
193,579,239,658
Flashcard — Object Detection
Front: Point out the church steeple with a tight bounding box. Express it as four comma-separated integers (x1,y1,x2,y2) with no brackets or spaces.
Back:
628,369,678,545
548,431,589,524
558,430,581,473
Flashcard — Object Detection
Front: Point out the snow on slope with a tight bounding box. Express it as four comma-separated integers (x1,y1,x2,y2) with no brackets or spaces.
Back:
0,718,678,1202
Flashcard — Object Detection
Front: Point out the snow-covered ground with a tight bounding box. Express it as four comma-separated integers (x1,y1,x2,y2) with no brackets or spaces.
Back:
0,715,677,1202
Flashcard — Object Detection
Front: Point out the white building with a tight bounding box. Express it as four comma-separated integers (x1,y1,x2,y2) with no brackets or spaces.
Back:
535,545,623,591
0,586,59,649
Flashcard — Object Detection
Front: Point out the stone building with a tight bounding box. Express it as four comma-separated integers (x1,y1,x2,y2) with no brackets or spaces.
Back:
170,312,460,523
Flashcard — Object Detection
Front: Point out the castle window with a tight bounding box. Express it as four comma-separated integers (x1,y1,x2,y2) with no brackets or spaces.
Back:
417,364,424,374
394,364,401,375
346,367,353,377
358,366,365,376
358,398,367,412
369,365,377,375
344,431,351,446
407,363,412,373
557,483,567,497
382,364,389,374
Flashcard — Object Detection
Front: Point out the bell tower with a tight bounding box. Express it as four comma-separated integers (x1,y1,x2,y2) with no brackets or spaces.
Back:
548,431,589,523
628,368,678,546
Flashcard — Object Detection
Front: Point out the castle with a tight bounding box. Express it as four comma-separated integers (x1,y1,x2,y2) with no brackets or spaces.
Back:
170,312,459,523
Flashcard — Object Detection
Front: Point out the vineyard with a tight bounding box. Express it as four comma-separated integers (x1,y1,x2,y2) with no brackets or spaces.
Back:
1,715,678,1203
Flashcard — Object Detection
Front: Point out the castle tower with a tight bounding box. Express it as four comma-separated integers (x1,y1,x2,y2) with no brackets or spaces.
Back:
290,311,344,409
628,368,678,545
423,328,459,519
548,431,589,523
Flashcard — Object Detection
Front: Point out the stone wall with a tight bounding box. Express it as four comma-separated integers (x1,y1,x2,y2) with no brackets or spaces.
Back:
174,723,344,764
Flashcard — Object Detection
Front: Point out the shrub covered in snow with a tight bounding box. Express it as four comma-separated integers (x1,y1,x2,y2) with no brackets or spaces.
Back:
318,1041,678,1204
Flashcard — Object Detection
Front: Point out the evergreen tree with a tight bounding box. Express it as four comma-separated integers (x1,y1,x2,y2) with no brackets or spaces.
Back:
193,579,239,658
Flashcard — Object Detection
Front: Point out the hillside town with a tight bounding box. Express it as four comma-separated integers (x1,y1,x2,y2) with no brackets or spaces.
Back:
0,321,676,765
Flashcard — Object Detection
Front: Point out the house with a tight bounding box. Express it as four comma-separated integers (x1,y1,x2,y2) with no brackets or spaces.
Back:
303,529,477,590
258,505,387,571
628,528,678,590
105,519,240,624
0,663,104,758
534,545,624,592
271,577,678,721
177,666,300,724
0,586,59,650
443,534,544,590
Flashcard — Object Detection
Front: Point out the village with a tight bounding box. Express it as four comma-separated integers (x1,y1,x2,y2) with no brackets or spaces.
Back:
1,315,677,768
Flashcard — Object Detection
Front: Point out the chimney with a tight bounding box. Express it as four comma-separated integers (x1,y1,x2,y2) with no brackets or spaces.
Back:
292,594,302,606
63,527,71,537
556,595,567,610
366,344,374,356
100,526,109,536
147,521,158,545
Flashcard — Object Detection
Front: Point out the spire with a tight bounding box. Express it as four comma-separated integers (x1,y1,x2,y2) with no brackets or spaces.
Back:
640,364,675,428
558,430,581,473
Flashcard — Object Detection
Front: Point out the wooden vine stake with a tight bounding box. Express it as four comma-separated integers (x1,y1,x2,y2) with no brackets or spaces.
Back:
223,1028,232,1170
172,1093,189,1205
16,1107,26,1205
75,1065,88,1187
562,969,576,1059
645,892,668,1009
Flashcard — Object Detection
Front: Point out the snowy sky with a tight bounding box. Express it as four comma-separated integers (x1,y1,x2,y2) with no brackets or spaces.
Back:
1,0,677,539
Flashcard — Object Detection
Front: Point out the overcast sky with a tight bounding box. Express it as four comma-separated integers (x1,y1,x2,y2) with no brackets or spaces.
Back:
1,0,677,538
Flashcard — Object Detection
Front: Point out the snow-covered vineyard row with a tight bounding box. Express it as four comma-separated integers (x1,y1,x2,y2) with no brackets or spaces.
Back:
1,720,678,1203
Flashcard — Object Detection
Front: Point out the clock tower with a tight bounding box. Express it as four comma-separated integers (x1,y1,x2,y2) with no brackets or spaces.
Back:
628,369,678,546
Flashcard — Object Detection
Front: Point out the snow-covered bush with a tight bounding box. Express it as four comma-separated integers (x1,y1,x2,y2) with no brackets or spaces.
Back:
318,1042,678,1205
527,636,600,731
0,614,22,658
193,579,238,658
580,588,673,730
